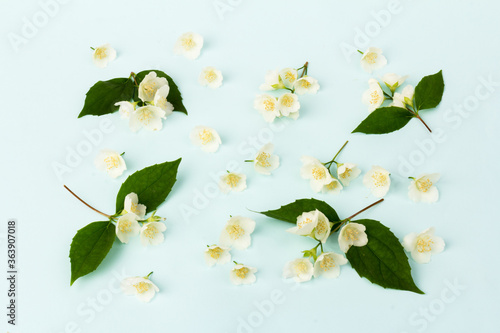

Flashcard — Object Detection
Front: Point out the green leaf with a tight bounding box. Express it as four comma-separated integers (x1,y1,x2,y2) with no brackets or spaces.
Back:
115,158,181,214
352,107,413,134
78,78,135,118
135,70,187,115
414,70,444,111
346,219,423,294
70,221,116,285
259,198,341,225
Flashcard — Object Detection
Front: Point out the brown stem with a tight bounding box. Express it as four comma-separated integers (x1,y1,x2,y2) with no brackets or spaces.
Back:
345,198,384,221
331,198,384,233
299,62,309,78
415,114,432,133
130,72,138,85
63,185,111,219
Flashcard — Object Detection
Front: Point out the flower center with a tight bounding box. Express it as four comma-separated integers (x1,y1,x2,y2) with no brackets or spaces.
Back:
199,129,213,144
226,224,244,239
325,181,338,190
143,82,158,99
133,281,150,294
235,267,249,279
371,172,388,187
370,90,382,105
95,48,107,59
281,95,294,107
364,52,378,64
298,217,313,229
119,219,132,233
256,152,271,167
182,37,195,50
312,167,326,180
340,168,352,179
205,70,217,82
104,155,120,170
226,174,241,188
130,202,139,214
209,247,224,259
315,219,328,235
300,79,311,88
263,99,275,112
138,108,154,125
143,225,158,239
416,236,434,253
344,226,359,241
284,71,296,82
319,256,335,271
294,261,309,274
416,178,433,192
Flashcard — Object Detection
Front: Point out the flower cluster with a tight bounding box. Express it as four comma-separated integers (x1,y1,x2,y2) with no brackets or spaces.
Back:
300,141,441,202
114,71,175,132
283,211,368,283
362,73,415,112
254,63,319,122
300,141,360,194
204,216,257,285
115,193,167,246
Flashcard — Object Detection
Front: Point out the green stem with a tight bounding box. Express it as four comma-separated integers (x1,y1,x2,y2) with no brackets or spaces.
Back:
299,62,309,78
323,140,349,169
331,198,384,233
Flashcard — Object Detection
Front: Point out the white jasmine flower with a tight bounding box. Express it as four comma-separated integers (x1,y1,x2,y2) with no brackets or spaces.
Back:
337,163,361,186
314,211,333,243
254,94,280,123
140,222,166,246
115,213,141,244
322,178,343,195
219,172,247,193
94,149,126,178
92,43,116,68
360,47,387,73
382,73,408,92
121,274,159,303
313,252,348,279
115,101,135,119
138,71,168,102
338,223,368,253
219,216,256,250
300,156,333,192
259,70,282,91
277,93,300,116
279,68,298,89
293,76,320,95
363,166,391,198
129,105,166,132
408,173,440,203
230,264,257,285
283,258,314,283
190,126,222,153
199,66,223,89
403,227,445,264
153,85,174,115
174,32,203,60
204,245,231,267
123,192,146,219
391,85,415,108
287,210,319,236
362,79,385,112
252,143,280,175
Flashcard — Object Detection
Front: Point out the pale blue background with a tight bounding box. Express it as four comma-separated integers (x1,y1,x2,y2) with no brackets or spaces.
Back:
1,0,499,332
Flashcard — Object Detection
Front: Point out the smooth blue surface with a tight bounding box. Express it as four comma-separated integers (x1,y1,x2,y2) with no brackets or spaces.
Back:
1,0,499,332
